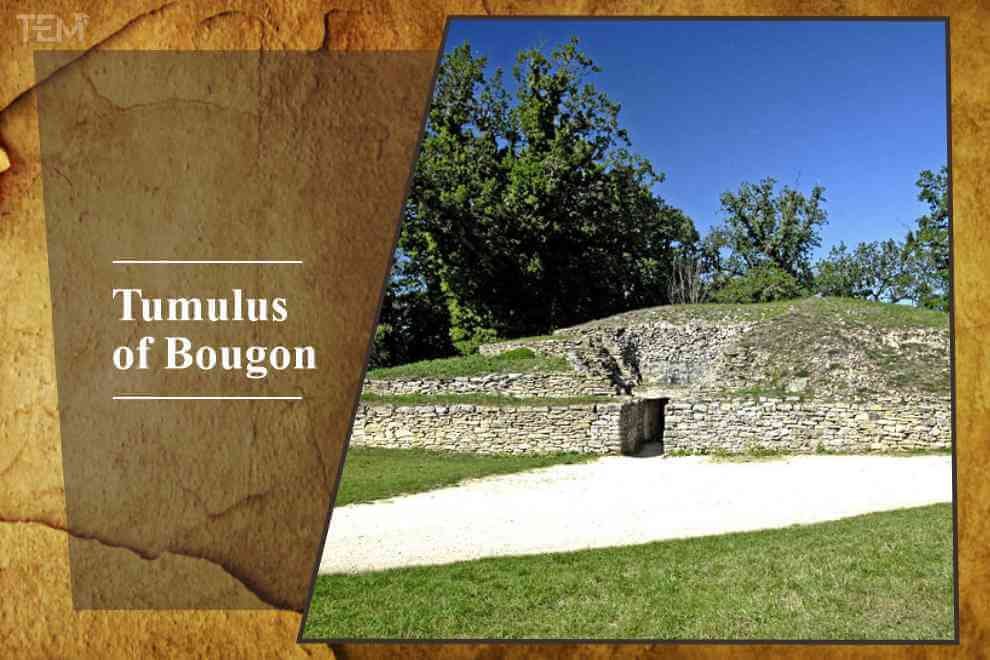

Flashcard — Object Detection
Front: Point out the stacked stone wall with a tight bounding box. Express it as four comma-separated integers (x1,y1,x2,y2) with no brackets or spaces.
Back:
663,396,950,454
350,395,951,456
559,321,754,386
350,400,658,455
479,340,568,358
480,322,759,388
363,372,614,398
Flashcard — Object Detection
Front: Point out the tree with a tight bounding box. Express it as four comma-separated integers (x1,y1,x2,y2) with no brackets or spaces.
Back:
401,39,697,353
711,178,828,288
369,257,454,369
812,166,951,310
815,239,914,303
668,253,706,305
904,166,950,311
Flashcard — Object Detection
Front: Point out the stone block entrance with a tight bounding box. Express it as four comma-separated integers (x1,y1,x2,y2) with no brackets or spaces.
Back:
620,397,668,455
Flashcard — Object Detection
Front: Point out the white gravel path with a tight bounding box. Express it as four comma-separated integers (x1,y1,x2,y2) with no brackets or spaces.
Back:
319,454,952,575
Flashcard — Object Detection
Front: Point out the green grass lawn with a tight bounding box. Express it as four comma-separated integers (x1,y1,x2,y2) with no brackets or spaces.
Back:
304,504,954,640
367,347,570,380
334,447,596,507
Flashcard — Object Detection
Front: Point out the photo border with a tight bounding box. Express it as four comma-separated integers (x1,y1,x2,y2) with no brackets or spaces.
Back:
299,13,960,649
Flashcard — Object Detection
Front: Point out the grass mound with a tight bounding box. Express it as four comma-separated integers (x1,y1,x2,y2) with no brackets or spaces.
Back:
370,297,949,398
717,298,949,398
556,296,949,399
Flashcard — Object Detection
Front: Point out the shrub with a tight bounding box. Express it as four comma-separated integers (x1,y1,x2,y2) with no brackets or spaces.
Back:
500,347,537,360
452,327,499,356
710,264,806,304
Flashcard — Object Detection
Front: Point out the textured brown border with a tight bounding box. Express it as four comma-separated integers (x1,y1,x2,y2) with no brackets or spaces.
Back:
0,1,986,658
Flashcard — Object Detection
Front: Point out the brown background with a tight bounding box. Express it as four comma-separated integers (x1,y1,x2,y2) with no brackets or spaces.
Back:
0,1,986,658
35,48,435,611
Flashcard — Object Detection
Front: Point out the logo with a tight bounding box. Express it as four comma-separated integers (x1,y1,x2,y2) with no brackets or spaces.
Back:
17,13,88,44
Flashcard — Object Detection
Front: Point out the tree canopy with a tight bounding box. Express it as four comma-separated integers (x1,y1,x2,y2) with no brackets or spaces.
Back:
813,167,950,311
396,39,697,354
815,240,914,304
905,166,950,311
706,178,828,288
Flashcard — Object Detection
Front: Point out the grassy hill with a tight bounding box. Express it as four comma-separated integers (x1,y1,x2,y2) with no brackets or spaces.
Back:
706,298,949,399
367,298,950,401
552,297,949,400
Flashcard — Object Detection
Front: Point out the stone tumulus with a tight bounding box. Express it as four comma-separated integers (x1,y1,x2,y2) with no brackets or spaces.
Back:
353,299,951,455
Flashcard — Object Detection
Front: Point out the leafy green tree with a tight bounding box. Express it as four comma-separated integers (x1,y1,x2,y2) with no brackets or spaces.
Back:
710,178,828,288
815,239,914,303
400,39,697,353
814,167,949,310
904,166,950,311
814,242,862,299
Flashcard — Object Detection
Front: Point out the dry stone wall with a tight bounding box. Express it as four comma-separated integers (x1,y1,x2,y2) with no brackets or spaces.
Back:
479,340,569,358
479,321,764,390
556,321,754,387
363,372,614,398
704,325,950,400
350,399,659,455
663,396,951,454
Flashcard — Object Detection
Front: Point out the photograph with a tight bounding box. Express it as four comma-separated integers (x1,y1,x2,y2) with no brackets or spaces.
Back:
9,2,990,658
302,18,954,642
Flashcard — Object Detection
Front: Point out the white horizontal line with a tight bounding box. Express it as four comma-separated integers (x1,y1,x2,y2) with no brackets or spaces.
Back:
112,260,303,264
113,395,303,400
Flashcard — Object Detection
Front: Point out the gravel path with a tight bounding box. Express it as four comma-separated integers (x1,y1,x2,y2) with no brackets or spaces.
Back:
319,454,952,575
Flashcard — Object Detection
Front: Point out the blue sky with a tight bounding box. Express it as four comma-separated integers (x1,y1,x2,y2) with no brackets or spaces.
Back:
441,19,948,257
